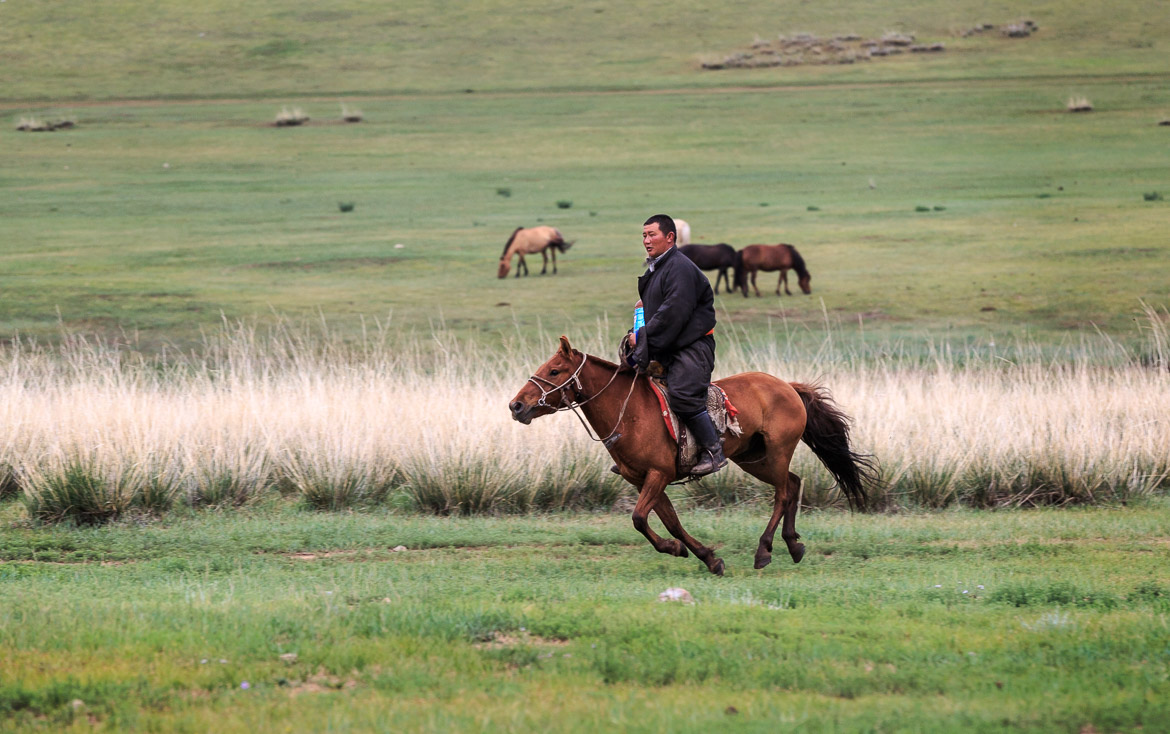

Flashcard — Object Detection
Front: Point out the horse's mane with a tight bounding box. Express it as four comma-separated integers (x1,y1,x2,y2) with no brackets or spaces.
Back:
500,226,524,259
584,351,638,375
785,244,810,279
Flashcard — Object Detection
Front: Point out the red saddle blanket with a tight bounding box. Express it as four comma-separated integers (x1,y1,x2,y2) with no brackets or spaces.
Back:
646,379,740,443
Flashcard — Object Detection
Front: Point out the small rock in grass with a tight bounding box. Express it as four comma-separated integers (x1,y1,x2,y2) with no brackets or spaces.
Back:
658,587,695,604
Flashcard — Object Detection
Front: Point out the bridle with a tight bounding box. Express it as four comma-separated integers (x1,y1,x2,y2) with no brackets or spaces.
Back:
525,351,640,447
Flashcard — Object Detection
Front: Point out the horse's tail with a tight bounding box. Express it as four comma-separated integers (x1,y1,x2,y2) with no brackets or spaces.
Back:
732,249,746,294
501,227,524,259
787,245,810,280
551,230,573,252
791,382,879,511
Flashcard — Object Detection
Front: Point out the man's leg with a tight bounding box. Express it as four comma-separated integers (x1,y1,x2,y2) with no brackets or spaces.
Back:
683,408,727,476
667,336,726,477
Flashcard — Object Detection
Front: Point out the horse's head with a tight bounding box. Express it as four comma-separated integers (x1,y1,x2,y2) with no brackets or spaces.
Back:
497,259,510,279
798,273,812,294
509,336,583,424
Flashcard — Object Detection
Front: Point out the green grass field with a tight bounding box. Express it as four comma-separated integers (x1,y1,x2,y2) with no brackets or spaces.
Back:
3,0,1170,730
2,0,1168,351
2,499,1169,732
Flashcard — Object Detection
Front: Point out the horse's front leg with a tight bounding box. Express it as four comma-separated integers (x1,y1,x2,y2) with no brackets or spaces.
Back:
550,247,557,274
540,249,549,275
631,470,689,560
516,255,527,277
778,270,791,296
655,494,725,576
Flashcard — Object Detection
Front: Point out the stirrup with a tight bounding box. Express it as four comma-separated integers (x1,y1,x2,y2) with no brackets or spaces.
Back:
689,448,728,477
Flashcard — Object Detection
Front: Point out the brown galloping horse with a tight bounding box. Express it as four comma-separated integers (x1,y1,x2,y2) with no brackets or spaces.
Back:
508,336,878,575
497,226,573,278
734,243,811,297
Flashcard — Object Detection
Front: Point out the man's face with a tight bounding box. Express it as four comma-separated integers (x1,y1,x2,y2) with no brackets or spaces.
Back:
642,223,674,259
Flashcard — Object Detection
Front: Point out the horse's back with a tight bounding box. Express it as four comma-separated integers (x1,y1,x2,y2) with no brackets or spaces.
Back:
512,225,562,253
681,243,736,268
714,371,806,437
742,243,792,270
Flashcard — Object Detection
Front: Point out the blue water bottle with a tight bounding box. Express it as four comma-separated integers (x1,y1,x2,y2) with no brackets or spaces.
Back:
632,300,644,342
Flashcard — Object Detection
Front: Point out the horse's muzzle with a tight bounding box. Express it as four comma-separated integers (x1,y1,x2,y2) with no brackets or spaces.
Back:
509,400,533,424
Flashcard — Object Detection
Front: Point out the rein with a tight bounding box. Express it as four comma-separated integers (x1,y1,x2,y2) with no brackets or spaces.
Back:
526,353,639,447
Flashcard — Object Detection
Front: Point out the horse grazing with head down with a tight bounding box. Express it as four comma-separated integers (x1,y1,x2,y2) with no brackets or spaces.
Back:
509,336,879,575
498,226,573,279
679,243,737,294
734,243,811,297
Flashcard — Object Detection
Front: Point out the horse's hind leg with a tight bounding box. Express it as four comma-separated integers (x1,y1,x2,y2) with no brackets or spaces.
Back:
631,471,690,561
754,472,804,568
654,494,725,576
750,270,761,297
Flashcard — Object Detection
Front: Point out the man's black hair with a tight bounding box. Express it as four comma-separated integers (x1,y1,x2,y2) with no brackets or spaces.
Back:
643,214,676,240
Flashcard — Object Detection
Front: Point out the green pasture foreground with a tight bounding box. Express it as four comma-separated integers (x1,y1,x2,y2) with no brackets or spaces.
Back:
2,500,1168,732
3,0,1169,352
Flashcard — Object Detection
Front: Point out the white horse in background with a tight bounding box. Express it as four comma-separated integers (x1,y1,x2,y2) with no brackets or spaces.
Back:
674,218,691,245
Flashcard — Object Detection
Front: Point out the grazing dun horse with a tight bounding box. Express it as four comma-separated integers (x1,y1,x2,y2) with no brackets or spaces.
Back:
509,336,879,575
497,226,573,278
734,243,812,297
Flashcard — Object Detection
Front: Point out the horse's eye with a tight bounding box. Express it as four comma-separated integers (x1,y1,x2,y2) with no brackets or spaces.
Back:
549,369,560,376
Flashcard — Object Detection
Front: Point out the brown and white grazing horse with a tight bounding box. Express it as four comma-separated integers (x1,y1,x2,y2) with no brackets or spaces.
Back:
497,226,573,278
734,243,812,297
509,336,879,575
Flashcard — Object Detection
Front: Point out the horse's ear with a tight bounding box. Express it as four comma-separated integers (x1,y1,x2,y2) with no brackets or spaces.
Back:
558,335,572,355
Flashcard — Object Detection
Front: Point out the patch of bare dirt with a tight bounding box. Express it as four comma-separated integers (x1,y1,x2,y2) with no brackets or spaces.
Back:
473,631,570,650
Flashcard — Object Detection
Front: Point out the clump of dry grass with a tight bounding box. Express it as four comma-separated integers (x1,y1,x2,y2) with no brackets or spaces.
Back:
1,317,1167,523
1067,96,1094,112
274,107,309,126
15,116,75,132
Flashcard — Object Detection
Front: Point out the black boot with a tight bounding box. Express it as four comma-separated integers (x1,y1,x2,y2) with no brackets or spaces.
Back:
686,410,727,477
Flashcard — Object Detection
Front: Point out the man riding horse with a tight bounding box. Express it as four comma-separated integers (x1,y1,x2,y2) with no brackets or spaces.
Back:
625,214,727,477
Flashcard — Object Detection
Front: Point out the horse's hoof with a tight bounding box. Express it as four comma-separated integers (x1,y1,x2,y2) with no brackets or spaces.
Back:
671,540,689,558
753,552,772,570
790,543,806,564
709,558,725,576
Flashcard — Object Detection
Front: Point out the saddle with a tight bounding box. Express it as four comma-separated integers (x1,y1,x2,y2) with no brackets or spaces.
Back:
616,333,741,475
647,377,741,475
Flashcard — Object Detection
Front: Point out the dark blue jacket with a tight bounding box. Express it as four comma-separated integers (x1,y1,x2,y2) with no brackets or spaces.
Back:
632,247,717,370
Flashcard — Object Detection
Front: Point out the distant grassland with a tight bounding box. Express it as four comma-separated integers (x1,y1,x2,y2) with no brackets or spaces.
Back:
2,0,1169,351
1,0,1165,99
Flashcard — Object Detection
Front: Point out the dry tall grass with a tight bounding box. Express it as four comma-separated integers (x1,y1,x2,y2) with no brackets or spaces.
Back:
2,314,1167,523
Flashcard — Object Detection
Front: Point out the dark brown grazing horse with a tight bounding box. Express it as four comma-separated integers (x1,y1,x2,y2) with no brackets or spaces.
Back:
679,243,737,294
508,336,879,575
734,243,811,297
